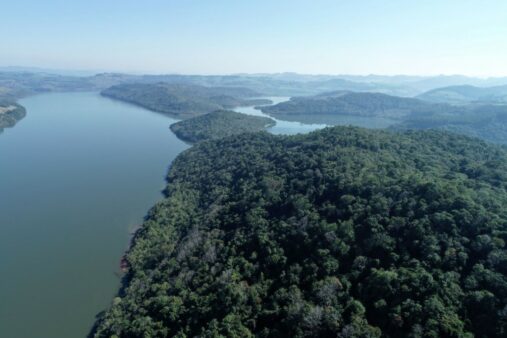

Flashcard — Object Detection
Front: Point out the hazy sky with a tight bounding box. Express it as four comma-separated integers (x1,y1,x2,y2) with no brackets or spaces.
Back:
1,0,506,76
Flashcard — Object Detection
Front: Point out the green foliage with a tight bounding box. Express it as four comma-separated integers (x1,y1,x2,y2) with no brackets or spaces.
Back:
0,101,26,133
102,83,272,119
417,85,507,105
261,90,507,145
260,91,434,119
169,110,275,143
393,104,507,145
94,127,507,337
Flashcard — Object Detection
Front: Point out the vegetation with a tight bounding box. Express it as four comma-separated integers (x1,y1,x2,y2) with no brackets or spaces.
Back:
0,71,97,99
261,91,507,145
417,85,507,105
170,110,275,143
260,91,438,119
0,101,26,133
392,104,507,145
101,83,272,119
94,126,507,337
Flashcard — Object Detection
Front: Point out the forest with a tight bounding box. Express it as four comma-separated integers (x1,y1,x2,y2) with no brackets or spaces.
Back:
101,83,272,119
93,126,507,337
169,110,275,143
260,91,507,145
0,101,26,133
417,85,507,104
259,91,435,119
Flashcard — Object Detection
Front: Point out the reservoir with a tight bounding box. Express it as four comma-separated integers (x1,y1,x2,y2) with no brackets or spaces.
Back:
0,93,327,337
0,92,189,338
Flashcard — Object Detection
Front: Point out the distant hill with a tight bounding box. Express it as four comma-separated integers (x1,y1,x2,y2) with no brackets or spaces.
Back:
0,71,96,99
169,110,275,143
260,91,437,119
101,83,272,119
417,85,507,104
392,104,507,144
259,90,507,145
0,101,26,133
3,70,507,98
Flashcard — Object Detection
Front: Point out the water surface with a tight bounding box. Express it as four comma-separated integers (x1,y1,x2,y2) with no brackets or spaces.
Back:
236,97,397,132
1,93,366,338
0,92,189,338
235,97,327,134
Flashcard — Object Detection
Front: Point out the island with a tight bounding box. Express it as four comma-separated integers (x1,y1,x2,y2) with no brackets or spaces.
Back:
93,126,507,338
101,83,272,119
169,110,275,143
0,101,26,133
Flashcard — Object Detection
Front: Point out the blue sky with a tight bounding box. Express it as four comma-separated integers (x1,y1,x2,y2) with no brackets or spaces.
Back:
1,0,506,76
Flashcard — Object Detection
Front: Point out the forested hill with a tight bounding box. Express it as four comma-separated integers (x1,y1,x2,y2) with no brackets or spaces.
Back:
94,127,507,337
169,110,275,143
0,101,26,133
259,91,437,119
391,104,507,145
417,84,507,104
101,83,272,119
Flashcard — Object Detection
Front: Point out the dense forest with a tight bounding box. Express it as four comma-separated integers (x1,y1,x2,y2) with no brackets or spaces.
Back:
259,91,439,119
101,83,272,119
261,91,507,145
417,85,507,105
0,101,26,133
93,126,507,337
392,104,507,145
169,110,275,143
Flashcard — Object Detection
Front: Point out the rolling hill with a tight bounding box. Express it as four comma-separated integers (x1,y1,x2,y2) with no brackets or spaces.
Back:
417,85,507,104
170,110,275,143
101,83,272,119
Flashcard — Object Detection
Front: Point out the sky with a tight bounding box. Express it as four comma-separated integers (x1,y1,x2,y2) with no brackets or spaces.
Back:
1,0,506,76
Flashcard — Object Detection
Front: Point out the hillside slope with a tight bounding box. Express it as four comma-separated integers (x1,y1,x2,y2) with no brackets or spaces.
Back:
170,110,275,143
417,85,507,104
94,127,507,337
260,91,437,119
101,83,272,119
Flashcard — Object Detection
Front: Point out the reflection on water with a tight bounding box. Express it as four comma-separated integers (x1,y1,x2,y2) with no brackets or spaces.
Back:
0,92,189,338
235,96,397,133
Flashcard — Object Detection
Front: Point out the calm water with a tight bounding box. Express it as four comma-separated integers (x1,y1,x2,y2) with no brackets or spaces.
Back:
235,97,327,134
236,97,397,132
0,92,189,338
0,93,377,338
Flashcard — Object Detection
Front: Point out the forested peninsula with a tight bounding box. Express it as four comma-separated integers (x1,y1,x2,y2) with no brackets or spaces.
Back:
169,110,275,143
0,101,26,133
261,91,507,145
93,126,507,337
259,91,433,119
101,83,272,119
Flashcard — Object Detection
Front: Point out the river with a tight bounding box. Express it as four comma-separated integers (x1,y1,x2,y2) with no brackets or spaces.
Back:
0,92,189,338
0,92,333,338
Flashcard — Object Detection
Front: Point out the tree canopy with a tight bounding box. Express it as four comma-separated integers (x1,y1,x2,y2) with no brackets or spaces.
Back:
169,110,275,143
101,83,272,119
0,101,26,133
93,126,507,337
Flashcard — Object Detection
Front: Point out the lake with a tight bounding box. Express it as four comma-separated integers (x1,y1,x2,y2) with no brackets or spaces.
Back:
0,92,189,338
235,97,395,134
0,92,375,338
